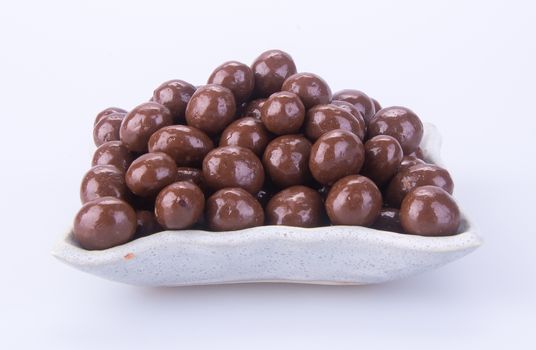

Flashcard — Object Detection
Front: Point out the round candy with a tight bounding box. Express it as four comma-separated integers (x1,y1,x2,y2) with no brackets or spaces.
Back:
176,167,207,192
370,208,404,233
261,91,305,135
119,102,173,153
399,155,425,172
203,146,264,194
266,185,324,227
73,197,136,250
281,72,332,108
400,186,460,236
94,107,127,125
361,135,403,186
309,129,365,185
148,125,214,167
93,113,124,146
332,89,376,125
134,210,162,238
185,84,236,135
92,141,133,172
207,61,254,103
251,49,297,97
243,98,266,119
206,188,264,231
80,165,129,204
329,100,367,139
155,181,205,229
125,152,177,197
152,79,196,123
263,135,312,188
371,98,382,113
305,104,365,141
219,117,271,156
368,106,423,154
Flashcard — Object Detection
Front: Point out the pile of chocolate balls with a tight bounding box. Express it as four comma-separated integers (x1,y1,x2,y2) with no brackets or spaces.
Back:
74,49,461,250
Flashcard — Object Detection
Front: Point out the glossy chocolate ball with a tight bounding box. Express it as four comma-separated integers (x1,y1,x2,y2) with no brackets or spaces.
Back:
309,130,365,185
125,152,177,197
361,135,403,186
203,146,264,194
332,89,376,125
371,98,382,113
208,61,254,103
185,84,236,135
329,100,367,139
305,104,365,141
93,113,124,146
176,167,206,192
155,181,205,229
243,98,266,119
251,49,297,97
206,188,264,231
399,155,425,172
368,106,423,154
266,186,324,227
261,91,305,135
386,164,454,208
326,175,382,226
92,141,133,172
73,197,136,250
148,125,214,167
119,102,173,153
134,210,163,238
370,208,404,233
94,107,127,126
400,186,460,236
152,79,196,123
263,135,312,188
281,72,332,109
80,165,128,204
219,117,271,156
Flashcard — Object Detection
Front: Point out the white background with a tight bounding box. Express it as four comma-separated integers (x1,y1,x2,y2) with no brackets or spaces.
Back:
1,0,535,349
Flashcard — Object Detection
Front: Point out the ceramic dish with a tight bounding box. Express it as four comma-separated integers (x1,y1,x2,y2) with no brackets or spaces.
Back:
52,123,482,286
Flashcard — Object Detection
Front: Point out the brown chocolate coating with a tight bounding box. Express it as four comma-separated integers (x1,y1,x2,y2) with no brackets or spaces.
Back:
243,98,266,119
80,165,129,204
202,146,264,194
368,106,423,154
73,197,136,250
281,73,332,109
266,186,324,227
370,208,404,233
305,104,366,141
371,98,382,113
399,155,425,173
263,135,312,188
92,141,133,172
125,152,177,197
176,167,206,192
134,210,163,238
185,84,237,135
251,49,297,97
329,100,367,139
386,164,454,208
155,181,205,229
361,135,403,186
148,125,214,167
219,117,271,156
93,113,124,146
400,186,460,236
332,89,376,125
261,91,305,135
208,61,254,103
206,188,264,231
409,147,425,159
326,175,382,226
94,107,127,125
119,102,173,153
309,130,365,185
152,79,196,123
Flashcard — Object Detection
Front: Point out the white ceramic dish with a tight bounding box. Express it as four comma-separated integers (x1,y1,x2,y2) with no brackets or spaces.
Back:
52,123,482,286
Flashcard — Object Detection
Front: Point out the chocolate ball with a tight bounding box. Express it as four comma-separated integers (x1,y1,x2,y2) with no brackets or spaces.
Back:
266,185,324,227
399,155,425,172
368,106,423,154
203,146,264,194
185,84,236,135
206,188,264,231
370,208,404,233
219,117,271,156
148,125,214,167
361,135,403,186
332,89,375,125
371,98,382,113
329,100,367,139
155,181,205,229
94,107,127,126
309,129,365,185
386,164,454,208
125,152,177,197
400,186,461,236
119,102,173,153
208,61,254,103
263,135,312,188
326,175,382,226
93,113,124,146
251,49,297,97
176,167,206,192
305,104,366,141
80,165,129,204
134,210,163,238
261,91,305,135
281,72,332,109
92,141,133,172
152,79,196,123
243,98,266,119
73,197,136,250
